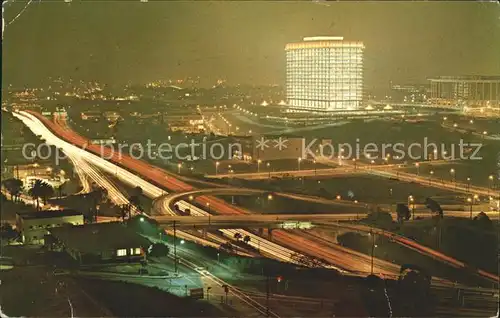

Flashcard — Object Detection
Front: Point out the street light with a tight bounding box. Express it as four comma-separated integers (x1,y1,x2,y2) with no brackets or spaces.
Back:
257,159,262,173
408,195,415,220
266,162,271,178
297,157,302,171
177,163,182,174
215,161,220,175
466,177,471,192
489,175,495,194
313,159,317,175
467,197,473,219
415,162,420,175
267,194,273,200
370,229,376,275
450,168,455,184
429,170,434,185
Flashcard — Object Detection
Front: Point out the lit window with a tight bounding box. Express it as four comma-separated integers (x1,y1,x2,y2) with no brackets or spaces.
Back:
117,249,127,257
129,248,141,255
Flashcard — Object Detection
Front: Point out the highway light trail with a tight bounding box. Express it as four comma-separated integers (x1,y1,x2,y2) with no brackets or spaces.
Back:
18,110,497,284
15,110,347,272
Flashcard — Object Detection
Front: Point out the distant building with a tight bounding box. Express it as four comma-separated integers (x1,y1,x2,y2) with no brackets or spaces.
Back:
46,222,150,265
390,83,429,103
428,76,500,107
16,210,84,245
253,135,304,161
81,110,101,121
285,36,364,112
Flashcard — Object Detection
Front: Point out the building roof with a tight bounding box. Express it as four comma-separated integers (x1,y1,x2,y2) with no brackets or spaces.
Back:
17,209,82,220
49,222,150,254
428,75,500,82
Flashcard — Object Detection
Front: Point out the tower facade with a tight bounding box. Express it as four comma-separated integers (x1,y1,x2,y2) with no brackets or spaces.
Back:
285,36,364,111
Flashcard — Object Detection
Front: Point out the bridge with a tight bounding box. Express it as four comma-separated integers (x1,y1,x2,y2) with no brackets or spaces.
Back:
153,187,369,216
153,213,365,229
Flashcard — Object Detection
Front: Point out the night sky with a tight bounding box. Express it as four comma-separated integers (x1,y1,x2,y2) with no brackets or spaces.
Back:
2,1,500,90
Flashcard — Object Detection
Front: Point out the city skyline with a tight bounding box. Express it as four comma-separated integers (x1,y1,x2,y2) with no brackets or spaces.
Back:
2,1,500,92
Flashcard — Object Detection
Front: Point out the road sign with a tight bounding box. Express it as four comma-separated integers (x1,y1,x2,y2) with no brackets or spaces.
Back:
189,288,204,300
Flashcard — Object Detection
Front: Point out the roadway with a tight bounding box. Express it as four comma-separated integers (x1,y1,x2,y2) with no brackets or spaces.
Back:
14,111,279,316
17,110,498,286
316,156,499,199
154,187,368,216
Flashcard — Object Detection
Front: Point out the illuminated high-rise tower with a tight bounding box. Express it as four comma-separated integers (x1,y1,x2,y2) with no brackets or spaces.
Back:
285,36,364,111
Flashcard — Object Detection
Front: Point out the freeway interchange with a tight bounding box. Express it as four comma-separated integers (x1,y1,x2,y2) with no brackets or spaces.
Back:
11,109,499,316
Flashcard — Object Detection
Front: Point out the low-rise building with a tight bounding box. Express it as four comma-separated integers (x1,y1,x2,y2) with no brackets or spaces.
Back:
16,210,84,245
46,222,150,265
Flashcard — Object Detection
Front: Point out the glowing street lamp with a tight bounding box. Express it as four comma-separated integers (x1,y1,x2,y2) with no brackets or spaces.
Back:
297,157,302,171
429,170,434,185
257,159,262,173
408,195,415,220
215,161,220,175
415,162,420,175
177,163,182,174
266,162,271,178
450,168,455,183
489,175,495,193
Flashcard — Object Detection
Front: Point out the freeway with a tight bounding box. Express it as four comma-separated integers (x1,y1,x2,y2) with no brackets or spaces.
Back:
317,156,499,198
320,222,499,284
206,167,361,180
154,187,368,216
16,111,320,267
15,111,280,316
153,213,365,227
18,110,498,285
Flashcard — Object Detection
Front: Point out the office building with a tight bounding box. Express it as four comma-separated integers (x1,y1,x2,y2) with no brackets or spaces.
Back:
16,210,84,245
428,76,500,107
46,222,149,265
285,36,364,111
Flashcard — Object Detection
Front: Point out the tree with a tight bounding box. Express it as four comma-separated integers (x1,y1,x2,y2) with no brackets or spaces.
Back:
2,178,23,202
39,182,55,204
243,235,251,244
28,179,54,210
473,211,493,229
234,232,242,241
120,203,132,221
56,182,66,199
148,243,170,257
425,197,443,218
396,203,411,223
129,186,143,212
0,223,18,241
